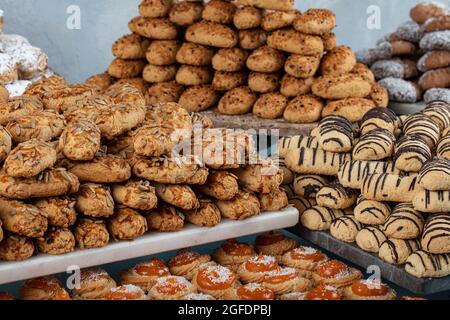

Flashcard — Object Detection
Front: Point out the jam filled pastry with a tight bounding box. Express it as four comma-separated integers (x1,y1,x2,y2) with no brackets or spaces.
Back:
148,276,196,300
105,284,147,300
72,268,117,300
168,250,211,280
237,255,280,283
312,260,362,288
224,283,275,300
254,231,297,260
121,258,170,292
192,264,239,299
212,239,256,271
343,279,396,300
281,246,328,278
260,267,312,295
20,277,71,300
304,284,341,300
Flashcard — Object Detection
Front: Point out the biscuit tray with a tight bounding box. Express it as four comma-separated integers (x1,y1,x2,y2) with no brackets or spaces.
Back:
293,227,450,295
389,101,426,115
201,110,317,137
0,207,299,285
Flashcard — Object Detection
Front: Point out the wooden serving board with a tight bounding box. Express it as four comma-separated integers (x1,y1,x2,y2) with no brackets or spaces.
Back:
201,110,317,137
292,227,450,295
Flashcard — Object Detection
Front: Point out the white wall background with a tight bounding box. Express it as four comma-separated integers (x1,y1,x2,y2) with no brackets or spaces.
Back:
1,0,449,83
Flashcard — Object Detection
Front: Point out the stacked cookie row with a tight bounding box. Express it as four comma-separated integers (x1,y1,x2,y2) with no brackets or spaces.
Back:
3,232,421,301
106,0,387,124
0,73,288,263
358,1,450,103
279,100,450,279
0,9,51,98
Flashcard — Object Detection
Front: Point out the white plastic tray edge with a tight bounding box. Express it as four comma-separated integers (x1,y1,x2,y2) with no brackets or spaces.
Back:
0,207,299,285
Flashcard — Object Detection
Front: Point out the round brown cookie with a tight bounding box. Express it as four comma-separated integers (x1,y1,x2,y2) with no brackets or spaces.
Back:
280,75,313,97
321,32,337,51
216,190,261,220
285,54,321,79
184,200,222,227
212,71,247,91
33,196,77,228
186,21,238,48
253,92,288,119
112,34,150,60
105,82,146,107
248,72,280,93
36,227,76,255
40,84,96,113
147,81,184,105
330,215,362,243
320,46,357,76
74,218,110,249
142,64,178,83
114,78,149,98
283,94,323,123
212,48,248,72
146,40,180,66
178,85,219,112
378,239,420,265
267,28,324,55
261,10,299,31
176,65,213,86
176,43,215,66
239,29,267,50
354,196,391,225
128,16,178,40
0,95,43,126
147,205,185,232
410,2,448,24
59,120,101,161
169,1,203,26
370,83,389,107
155,184,199,210
217,86,258,115
139,0,172,18
234,6,262,30
293,8,336,35
322,98,376,123
258,188,289,212
108,59,146,79
7,111,65,143
312,74,372,100
0,235,35,261
235,0,294,11
202,0,236,25
112,179,158,211
394,134,432,173
247,46,285,73
109,208,148,241
418,67,450,90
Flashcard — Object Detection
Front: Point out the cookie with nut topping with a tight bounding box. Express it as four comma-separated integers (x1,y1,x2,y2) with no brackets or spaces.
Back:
112,179,158,211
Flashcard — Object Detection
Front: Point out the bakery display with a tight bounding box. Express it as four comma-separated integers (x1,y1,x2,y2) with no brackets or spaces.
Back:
358,1,450,104
281,100,450,279
104,0,385,125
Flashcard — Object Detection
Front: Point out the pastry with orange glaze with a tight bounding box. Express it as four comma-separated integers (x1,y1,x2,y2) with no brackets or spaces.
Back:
168,250,211,280
304,284,341,300
224,283,275,300
0,292,15,300
148,276,196,300
213,240,256,271
260,267,312,295
254,231,297,261
237,255,280,283
20,277,71,300
72,268,117,300
281,246,328,277
312,260,362,288
343,279,396,300
105,284,147,300
121,258,170,292
192,264,239,299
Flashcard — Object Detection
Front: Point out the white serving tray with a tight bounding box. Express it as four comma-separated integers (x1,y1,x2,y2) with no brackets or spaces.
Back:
0,207,299,285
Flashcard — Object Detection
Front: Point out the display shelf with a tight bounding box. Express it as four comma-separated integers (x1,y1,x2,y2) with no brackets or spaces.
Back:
293,227,450,295
0,207,299,285
201,110,317,137
389,101,426,115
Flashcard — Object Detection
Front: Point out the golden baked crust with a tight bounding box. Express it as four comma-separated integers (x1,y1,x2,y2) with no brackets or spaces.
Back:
246,46,285,73
233,162,283,194
267,28,324,55
176,43,215,66
0,234,34,261
0,85,9,103
312,74,373,100
234,6,262,30
218,86,257,115
186,21,238,48
36,227,76,255
212,71,248,91
0,168,79,199
184,200,222,227
253,92,288,119
212,48,248,72
121,258,170,292
235,0,294,11
258,188,288,211
261,10,298,31
192,264,239,299
146,40,179,66
322,98,376,122
200,171,239,200
216,190,261,220
248,71,280,93
283,94,323,123
285,54,321,78
202,0,236,25
261,268,312,295
280,75,314,97
155,183,199,210
75,183,115,218
147,205,185,232
108,58,146,79
169,1,203,26
139,0,172,18
147,81,184,105
112,179,158,211
74,218,110,249
72,268,117,300
213,239,256,270
20,277,71,300
168,250,211,280
255,232,297,258
239,29,267,50
113,34,150,60
0,126,12,162
109,207,148,240
293,9,336,35
0,96,43,125
59,120,101,161
178,85,219,112
148,276,195,300
33,196,77,228
129,16,178,40
343,280,396,300
143,64,177,83
176,65,213,86
237,254,280,283
321,46,356,76
281,246,328,272
105,82,146,107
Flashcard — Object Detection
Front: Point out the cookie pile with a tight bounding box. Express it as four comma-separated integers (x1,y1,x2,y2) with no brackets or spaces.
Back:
3,232,423,301
105,0,387,124
279,100,450,279
0,10,51,98
0,73,288,263
358,1,450,104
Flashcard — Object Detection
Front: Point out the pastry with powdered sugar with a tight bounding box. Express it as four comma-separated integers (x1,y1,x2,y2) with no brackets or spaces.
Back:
410,2,449,24
371,59,418,79
0,53,18,84
378,77,422,103
424,88,450,102
420,30,450,51
396,20,424,43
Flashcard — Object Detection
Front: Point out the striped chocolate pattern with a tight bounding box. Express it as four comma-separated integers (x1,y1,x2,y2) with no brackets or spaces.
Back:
380,238,421,264
403,114,441,148
293,174,328,198
422,101,450,130
394,134,432,171
318,115,354,151
337,160,398,189
383,203,424,239
361,173,419,203
405,250,450,278
357,226,387,252
316,181,357,206
418,157,450,187
278,135,319,158
352,128,395,160
421,214,450,254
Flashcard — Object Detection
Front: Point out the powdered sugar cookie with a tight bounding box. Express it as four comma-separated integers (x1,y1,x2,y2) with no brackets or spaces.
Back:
424,88,450,103
420,30,450,51
378,77,422,103
396,20,423,43
0,53,18,84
